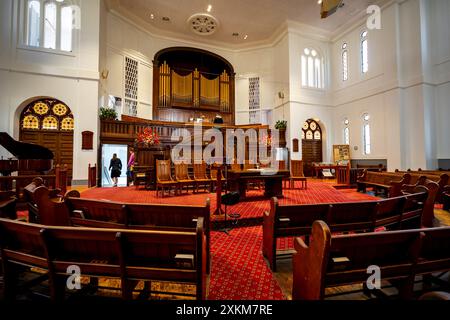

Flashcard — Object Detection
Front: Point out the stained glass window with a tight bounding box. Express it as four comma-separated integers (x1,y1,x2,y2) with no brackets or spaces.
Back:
42,116,58,130
22,115,39,129
21,99,74,131
302,119,322,141
53,104,68,116
33,102,49,115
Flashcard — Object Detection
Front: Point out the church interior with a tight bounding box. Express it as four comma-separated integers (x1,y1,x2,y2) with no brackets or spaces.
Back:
0,0,450,303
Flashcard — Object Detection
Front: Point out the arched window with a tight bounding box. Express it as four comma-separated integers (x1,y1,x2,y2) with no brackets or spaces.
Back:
302,119,322,141
361,31,369,74
342,43,348,81
362,113,371,154
301,48,323,89
343,118,350,145
24,0,76,52
21,99,74,131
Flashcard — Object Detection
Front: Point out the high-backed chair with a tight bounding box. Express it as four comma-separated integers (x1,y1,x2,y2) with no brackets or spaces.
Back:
290,160,307,189
277,160,290,189
156,160,179,197
175,162,195,194
193,162,213,193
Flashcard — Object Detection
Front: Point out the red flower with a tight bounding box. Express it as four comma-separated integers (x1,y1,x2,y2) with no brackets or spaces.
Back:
136,127,160,146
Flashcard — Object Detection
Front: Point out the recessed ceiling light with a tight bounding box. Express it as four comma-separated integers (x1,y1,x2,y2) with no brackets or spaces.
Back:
244,35,248,40
150,13,155,19
207,5,212,12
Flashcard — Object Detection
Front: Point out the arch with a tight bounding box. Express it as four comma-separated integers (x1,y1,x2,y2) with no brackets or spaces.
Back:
154,47,234,75
18,97,74,184
300,118,328,177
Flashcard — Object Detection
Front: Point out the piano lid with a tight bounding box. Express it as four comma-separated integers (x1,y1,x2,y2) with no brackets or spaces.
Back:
0,132,54,160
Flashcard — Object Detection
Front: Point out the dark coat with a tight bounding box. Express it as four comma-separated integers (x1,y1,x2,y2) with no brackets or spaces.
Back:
109,158,122,178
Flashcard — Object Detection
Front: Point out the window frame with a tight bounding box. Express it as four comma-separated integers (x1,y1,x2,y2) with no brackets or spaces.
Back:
341,42,348,82
301,47,325,90
360,31,369,74
343,118,350,145
19,0,78,56
362,113,371,155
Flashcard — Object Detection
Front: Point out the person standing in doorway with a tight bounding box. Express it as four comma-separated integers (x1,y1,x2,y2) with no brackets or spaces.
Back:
109,153,122,187
127,148,135,186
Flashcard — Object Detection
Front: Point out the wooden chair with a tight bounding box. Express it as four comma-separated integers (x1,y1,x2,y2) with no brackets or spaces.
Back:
276,160,290,189
290,160,307,189
193,162,213,193
156,160,179,197
174,162,196,194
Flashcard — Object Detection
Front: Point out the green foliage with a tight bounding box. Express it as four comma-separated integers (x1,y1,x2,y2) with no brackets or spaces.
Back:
99,107,118,121
275,120,287,130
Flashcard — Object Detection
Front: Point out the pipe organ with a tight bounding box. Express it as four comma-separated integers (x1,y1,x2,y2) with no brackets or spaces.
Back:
153,48,235,125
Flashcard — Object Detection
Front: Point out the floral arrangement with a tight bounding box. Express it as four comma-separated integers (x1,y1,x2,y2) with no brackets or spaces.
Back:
136,128,160,146
260,134,272,147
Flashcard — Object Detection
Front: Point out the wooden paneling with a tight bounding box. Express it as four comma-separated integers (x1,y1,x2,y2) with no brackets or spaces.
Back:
20,130,73,184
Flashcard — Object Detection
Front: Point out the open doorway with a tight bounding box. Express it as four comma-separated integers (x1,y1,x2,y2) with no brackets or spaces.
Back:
101,144,128,187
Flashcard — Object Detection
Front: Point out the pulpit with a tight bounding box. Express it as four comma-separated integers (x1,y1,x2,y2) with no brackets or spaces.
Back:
134,145,171,190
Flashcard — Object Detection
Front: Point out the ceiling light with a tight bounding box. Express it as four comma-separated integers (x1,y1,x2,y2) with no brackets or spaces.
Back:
207,5,212,12
243,35,248,40
150,13,155,19
317,0,323,4
56,0,64,2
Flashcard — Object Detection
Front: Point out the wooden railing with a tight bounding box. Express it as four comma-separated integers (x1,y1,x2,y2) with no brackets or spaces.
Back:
100,118,270,144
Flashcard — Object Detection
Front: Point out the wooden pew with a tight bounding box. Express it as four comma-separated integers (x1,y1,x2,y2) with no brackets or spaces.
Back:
292,220,450,300
0,217,208,301
64,196,211,273
0,191,16,219
357,171,411,197
402,182,439,228
263,191,428,271
396,170,449,203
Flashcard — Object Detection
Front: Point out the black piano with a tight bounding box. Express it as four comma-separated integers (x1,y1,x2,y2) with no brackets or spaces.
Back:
0,132,54,176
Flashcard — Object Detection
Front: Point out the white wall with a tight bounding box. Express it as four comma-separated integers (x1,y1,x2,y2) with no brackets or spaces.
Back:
0,0,100,183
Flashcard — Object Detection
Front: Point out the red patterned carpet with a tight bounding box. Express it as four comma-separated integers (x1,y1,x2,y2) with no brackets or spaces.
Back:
80,181,378,300
81,181,376,220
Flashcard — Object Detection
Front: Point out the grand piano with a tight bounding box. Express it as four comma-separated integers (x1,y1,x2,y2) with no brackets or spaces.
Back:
0,132,55,196
0,132,54,176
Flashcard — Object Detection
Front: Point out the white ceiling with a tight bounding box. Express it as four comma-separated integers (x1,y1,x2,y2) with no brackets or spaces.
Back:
111,0,390,48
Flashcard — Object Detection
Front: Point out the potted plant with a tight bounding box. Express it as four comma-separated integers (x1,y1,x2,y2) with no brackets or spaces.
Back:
275,120,287,147
99,107,118,121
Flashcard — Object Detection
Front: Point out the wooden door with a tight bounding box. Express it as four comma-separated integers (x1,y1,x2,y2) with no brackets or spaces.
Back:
20,130,74,184
19,98,75,184
302,119,323,177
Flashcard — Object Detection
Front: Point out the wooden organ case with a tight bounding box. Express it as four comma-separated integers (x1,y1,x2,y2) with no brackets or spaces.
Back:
153,47,235,125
